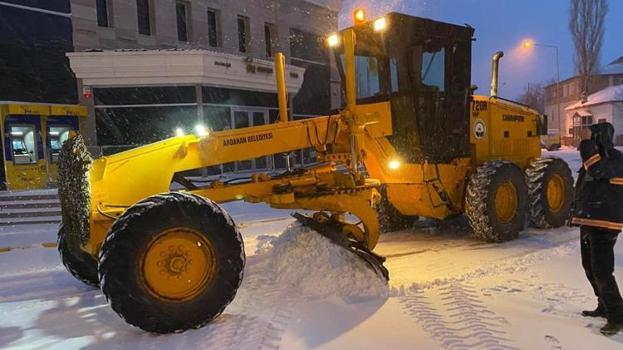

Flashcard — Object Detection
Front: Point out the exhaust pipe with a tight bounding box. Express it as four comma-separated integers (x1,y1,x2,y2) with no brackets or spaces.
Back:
490,51,504,97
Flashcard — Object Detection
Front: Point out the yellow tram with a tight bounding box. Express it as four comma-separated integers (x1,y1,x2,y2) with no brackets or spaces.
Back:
0,102,86,190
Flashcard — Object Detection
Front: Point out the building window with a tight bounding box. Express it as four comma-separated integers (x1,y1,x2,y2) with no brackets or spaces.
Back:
289,28,328,63
288,28,331,116
599,118,607,123
207,9,220,47
176,1,190,42
136,0,151,35
237,15,250,53
96,0,110,27
264,23,276,57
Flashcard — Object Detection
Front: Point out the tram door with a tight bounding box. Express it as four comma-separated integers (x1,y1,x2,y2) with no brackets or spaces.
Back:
3,115,47,190
46,116,79,185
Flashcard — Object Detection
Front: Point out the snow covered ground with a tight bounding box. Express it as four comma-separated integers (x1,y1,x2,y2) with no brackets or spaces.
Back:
1,148,623,349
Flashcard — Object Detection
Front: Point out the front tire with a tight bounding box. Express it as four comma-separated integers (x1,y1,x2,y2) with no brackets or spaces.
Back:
526,157,574,228
465,162,528,242
98,192,245,334
57,225,99,287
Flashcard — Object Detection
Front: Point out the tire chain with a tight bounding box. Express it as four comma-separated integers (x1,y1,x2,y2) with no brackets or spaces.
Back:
464,161,509,241
98,192,246,333
58,134,92,245
525,157,555,229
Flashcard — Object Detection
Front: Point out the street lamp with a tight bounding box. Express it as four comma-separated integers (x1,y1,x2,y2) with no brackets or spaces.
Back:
522,39,562,141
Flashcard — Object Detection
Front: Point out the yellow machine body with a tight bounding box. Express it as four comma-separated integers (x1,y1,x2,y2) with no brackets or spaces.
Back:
0,102,86,190
470,95,542,167
74,16,545,258
55,11,578,335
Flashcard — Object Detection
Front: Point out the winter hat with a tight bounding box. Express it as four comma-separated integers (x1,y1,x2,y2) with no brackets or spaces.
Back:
590,122,615,157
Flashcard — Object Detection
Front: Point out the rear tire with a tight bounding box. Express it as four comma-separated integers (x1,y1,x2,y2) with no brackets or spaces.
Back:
57,225,99,287
526,157,574,228
376,185,419,233
465,162,528,242
98,192,245,334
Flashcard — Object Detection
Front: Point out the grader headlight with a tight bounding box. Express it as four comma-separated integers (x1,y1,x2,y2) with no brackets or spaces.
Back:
373,17,387,32
175,128,185,137
388,159,401,170
327,33,340,47
195,124,209,137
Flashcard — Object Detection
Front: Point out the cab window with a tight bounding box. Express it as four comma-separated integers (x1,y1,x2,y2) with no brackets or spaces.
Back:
339,54,385,101
421,47,445,91
10,125,38,165
355,56,381,99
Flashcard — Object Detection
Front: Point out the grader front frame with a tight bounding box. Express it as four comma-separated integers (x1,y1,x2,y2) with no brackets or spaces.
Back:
58,12,574,334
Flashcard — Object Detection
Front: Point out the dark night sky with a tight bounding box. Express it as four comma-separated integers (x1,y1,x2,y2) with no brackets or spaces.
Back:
338,0,623,99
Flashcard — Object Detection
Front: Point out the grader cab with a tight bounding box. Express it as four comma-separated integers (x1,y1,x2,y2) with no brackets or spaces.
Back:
57,12,574,333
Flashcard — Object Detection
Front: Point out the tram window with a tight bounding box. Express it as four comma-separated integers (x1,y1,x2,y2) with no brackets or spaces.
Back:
49,126,71,163
10,125,38,165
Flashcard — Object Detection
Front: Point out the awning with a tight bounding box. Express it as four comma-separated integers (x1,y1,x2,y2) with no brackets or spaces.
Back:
66,49,306,94
573,109,592,117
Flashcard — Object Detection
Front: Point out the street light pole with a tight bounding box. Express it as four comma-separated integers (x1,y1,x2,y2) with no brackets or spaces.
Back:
533,42,562,144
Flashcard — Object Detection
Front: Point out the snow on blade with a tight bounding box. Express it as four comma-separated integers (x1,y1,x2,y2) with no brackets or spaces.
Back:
254,222,389,299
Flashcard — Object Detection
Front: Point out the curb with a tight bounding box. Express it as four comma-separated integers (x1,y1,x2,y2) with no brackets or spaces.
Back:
0,242,58,254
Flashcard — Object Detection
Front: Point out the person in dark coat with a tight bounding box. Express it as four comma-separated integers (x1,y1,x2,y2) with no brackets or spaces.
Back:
571,122,623,336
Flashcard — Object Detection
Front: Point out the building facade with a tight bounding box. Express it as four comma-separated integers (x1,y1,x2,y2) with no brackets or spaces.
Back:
0,1,77,104
1,0,342,172
69,0,341,168
544,57,623,143
565,85,623,146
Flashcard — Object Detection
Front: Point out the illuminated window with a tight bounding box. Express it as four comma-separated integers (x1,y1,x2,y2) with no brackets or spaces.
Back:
10,125,37,165
48,126,72,163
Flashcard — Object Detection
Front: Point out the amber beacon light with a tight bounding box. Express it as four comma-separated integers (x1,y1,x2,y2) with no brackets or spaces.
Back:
354,8,366,24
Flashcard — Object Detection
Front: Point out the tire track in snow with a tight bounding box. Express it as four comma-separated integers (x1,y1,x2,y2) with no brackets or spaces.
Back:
395,235,578,349
400,283,518,350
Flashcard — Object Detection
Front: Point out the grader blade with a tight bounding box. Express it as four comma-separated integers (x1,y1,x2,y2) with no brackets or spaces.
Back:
292,212,389,280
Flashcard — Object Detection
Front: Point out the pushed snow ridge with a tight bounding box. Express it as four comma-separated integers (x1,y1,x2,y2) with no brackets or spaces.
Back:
254,222,389,299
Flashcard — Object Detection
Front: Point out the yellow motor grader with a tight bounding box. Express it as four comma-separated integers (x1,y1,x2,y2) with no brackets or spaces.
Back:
58,12,574,333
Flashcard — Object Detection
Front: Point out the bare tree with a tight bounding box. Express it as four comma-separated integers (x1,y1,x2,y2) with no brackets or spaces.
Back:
569,0,608,100
518,83,545,113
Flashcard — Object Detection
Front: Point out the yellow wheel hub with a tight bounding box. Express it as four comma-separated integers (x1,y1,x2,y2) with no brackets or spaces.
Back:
142,228,217,302
546,174,565,213
495,181,518,224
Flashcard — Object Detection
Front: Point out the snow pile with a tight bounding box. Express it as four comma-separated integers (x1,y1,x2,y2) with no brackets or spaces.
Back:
257,223,388,299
